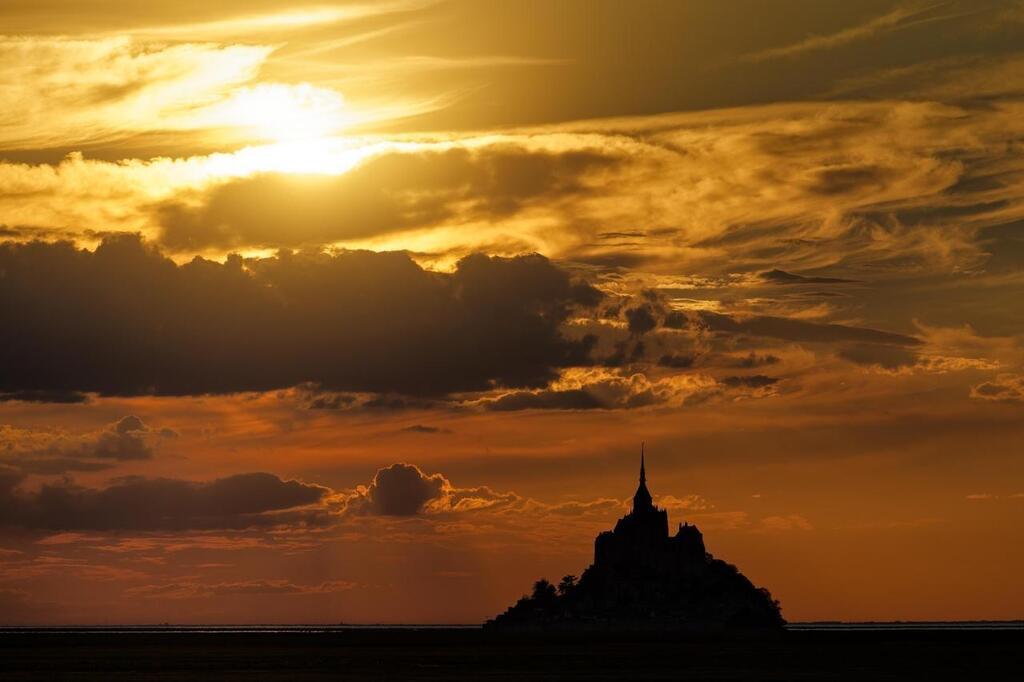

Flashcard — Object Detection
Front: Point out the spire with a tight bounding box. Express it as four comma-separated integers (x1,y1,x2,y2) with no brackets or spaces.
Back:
640,442,646,484
632,442,653,513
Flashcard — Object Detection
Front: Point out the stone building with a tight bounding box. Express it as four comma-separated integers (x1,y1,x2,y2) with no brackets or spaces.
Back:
594,450,706,569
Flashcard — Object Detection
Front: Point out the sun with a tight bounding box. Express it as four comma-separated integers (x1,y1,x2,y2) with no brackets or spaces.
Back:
196,81,379,176
192,80,446,179
215,82,348,143
193,80,441,176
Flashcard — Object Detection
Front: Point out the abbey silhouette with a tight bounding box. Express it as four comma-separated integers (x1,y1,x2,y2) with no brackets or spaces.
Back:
486,448,784,630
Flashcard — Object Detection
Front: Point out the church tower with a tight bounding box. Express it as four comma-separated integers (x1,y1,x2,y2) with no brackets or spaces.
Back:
632,443,654,513
593,443,669,566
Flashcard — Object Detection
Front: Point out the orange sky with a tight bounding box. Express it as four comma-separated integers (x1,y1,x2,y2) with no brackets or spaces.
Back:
1,0,1023,624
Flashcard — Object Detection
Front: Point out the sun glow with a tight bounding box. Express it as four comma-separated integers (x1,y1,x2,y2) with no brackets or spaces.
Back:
210,138,384,176
191,79,387,176
211,82,349,143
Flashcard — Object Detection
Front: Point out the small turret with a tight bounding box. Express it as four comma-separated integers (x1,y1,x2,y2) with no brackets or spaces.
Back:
673,521,706,557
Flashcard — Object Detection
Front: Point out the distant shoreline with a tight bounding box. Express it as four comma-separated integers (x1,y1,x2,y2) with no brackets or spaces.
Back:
1,620,1022,633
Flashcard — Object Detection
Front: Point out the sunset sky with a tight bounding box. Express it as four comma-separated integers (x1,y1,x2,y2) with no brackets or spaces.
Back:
2,0,1023,625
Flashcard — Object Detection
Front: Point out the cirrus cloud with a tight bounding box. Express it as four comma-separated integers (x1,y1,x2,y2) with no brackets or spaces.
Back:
0,36,272,150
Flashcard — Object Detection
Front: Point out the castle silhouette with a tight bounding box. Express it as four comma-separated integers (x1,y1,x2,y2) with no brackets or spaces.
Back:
486,448,784,630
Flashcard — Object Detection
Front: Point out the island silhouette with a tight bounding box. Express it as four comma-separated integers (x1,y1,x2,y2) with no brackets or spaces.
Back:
486,449,784,631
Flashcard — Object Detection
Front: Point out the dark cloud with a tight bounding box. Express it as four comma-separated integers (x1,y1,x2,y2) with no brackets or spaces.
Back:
344,463,526,517
0,390,90,404
568,251,652,269
158,146,617,250
0,236,600,397
735,352,781,368
759,269,856,285
77,415,174,461
0,471,329,531
347,463,448,516
625,305,658,335
77,427,150,461
720,375,779,389
970,374,1024,402
400,424,451,434
362,395,445,411
628,289,920,352
601,339,646,368
484,389,606,411
114,415,145,433
696,311,921,346
288,383,452,412
806,165,892,196
977,221,1024,274
658,353,695,369
662,311,688,329
838,344,919,370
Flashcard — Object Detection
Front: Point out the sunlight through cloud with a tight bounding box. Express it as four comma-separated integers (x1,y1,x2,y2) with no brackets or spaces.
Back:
205,83,350,143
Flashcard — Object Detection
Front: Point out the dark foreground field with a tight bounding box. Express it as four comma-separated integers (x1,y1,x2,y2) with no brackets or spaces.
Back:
1,627,1021,681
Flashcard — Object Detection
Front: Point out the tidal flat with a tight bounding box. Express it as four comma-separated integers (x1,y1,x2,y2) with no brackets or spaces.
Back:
1,627,1021,680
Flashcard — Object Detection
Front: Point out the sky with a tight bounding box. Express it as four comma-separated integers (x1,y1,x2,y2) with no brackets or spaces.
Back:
1,0,1023,624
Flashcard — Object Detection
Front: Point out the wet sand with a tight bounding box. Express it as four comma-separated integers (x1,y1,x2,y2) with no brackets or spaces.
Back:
1,628,1020,680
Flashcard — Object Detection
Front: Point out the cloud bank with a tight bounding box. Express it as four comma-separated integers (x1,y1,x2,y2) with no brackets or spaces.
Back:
0,236,599,398
0,470,329,531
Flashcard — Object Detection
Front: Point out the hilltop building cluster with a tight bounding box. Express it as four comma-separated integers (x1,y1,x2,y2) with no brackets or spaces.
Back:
486,451,784,631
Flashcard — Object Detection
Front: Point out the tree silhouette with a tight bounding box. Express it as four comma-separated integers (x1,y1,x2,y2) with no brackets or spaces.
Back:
532,578,557,602
557,574,577,596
